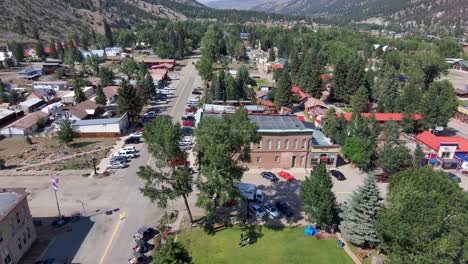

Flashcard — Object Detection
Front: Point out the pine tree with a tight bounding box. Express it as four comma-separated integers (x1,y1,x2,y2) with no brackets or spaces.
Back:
95,84,107,105
57,118,75,146
339,174,382,248
269,48,276,62
375,64,400,112
301,163,338,227
274,68,292,108
213,71,226,101
289,47,301,83
103,18,114,47
236,65,250,99
73,78,86,104
117,79,142,123
351,86,369,114
331,56,349,102
225,74,239,100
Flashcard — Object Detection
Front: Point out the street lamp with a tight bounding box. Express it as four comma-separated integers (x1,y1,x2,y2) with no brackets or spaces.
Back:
91,156,97,175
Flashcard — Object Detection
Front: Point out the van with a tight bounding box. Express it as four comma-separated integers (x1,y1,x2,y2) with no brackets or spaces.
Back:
235,183,263,202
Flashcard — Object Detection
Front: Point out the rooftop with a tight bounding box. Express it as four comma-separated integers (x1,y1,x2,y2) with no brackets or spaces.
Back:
338,112,423,122
73,117,120,126
19,98,44,107
204,104,236,113
0,188,28,222
249,115,314,133
69,100,100,119
0,108,16,119
416,131,468,152
103,86,119,99
7,111,49,129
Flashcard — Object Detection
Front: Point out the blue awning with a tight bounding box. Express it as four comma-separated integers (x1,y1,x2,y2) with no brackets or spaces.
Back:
455,153,468,162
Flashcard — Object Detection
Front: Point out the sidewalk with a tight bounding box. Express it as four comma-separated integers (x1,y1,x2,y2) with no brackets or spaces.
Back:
95,136,128,174
336,233,362,264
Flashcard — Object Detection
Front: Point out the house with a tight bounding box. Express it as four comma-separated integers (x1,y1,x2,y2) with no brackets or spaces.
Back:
67,100,100,120
337,113,423,123
71,112,129,137
41,102,63,116
310,129,340,168
452,60,468,71
82,50,106,61
203,104,236,114
150,69,168,82
0,108,23,127
104,47,123,57
61,87,95,104
240,32,250,40
150,63,174,71
33,81,70,91
142,58,176,68
19,98,45,113
103,86,119,105
255,90,268,100
0,111,49,136
0,47,17,66
416,131,468,169
244,105,265,114
42,60,64,74
26,89,55,103
0,188,37,264
17,67,42,79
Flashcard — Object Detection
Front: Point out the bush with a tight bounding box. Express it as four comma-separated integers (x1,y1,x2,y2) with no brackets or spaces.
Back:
25,136,32,145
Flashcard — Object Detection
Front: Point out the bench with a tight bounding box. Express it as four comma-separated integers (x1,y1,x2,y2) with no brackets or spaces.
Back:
213,223,226,232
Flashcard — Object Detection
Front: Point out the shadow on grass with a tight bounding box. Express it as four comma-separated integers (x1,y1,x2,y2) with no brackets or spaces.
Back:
240,225,264,244
70,141,97,149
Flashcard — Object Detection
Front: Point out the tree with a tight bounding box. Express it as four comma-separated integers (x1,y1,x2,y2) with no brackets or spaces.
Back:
95,84,107,105
378,144,412,174
225,74,239,100
142,74,156,98
351,86,369,114
86,54,99,75
332,54,365,102
407,52,447,90
195,109,260,213
421,80,458,129
268,48,276,62
138,116,195,223
103,18,114,47
9,41,24,62
196,56,213,86
117,79,142,123
153,237,192,264
35,42,46,60
116,30,134,48
57,118,74,146
48,40,58,59
213,70,226,101
0,80,7,102
73,78,86,104
236,65,250,99
301,163,338,227
382,121,400,144
339,175,382,248
413,147,426,167
274,68,293,108
376,167,468,264
437,38,462,58
99,67,115,87
343,136,375,171
121,58,138,78
375,64,399,112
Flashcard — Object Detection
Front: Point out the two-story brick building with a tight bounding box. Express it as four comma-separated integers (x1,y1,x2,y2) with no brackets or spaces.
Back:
0,188,37,264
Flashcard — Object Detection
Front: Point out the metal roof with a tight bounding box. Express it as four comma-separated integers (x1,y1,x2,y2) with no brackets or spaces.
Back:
249,115,313,132
73,117,120,126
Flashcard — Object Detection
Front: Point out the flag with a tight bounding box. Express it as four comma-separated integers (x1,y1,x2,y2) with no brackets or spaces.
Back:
51,177,59,191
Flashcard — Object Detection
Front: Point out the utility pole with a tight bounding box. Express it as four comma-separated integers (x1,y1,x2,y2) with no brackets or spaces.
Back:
51,177,62,219
92,156,97,175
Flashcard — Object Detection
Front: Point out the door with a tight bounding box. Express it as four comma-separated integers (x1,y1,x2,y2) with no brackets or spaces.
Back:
291,156,297,168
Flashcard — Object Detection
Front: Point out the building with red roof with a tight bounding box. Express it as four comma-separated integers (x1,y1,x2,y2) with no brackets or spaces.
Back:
416,131,468,168
337,113,422,122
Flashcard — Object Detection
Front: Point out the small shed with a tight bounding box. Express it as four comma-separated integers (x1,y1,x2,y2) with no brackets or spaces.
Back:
19,98,45,113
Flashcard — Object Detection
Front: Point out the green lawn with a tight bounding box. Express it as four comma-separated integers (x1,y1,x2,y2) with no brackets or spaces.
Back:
256,79,273,87
179,226,353,264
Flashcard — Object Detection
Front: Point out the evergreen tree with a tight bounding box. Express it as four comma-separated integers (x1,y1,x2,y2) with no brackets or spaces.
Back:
95,84,107,105
196,57,213,86
413,147,425,167
9,41,24,62
339,174,382,248
331,56,349,102
301,163,338,227
268,48,276,62
57,118,74,146
99,67,115,87
236,65,250,99
274,68,293,108
351,86,369,114
378,144,412,174
382,121,400,144
343,56,365,102
117,79,142,123
225,74,239,100
73,78,86,104
421,80,458,129
35,42,46,60
213,71,226,101
143,74,156,98
121,58,138,78
103,18,114,47
375,64,399,112
0,80,7,102
289,47,301,83
153,237,193,264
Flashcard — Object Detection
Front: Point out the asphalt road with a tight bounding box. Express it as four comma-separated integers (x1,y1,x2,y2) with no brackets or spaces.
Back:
71,58,203,264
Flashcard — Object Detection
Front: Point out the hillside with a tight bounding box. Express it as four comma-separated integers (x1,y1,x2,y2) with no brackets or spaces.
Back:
205,0,271,10
254,0,468,27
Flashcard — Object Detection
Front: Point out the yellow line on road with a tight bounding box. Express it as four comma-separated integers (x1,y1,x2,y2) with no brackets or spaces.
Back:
99,216,124,264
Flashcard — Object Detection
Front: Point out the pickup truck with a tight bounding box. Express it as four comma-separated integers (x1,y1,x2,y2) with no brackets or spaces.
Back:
235,183,264,202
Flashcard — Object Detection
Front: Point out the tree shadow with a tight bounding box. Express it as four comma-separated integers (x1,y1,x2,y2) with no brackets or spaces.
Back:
240,225,264,244
70,141,98,149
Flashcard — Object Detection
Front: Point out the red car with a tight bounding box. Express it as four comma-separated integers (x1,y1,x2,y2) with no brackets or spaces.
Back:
181,120,195,127
278,171,296,181
166,158,189,166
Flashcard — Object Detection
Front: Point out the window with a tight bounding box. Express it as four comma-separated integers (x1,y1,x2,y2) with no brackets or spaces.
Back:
266,139,272,150
256,156,262,163
276,139,281,150
275,156,280,163
441,152,451,158
285,139,290,150
258,139,262,149
300,156,305,166
293,139,298,149
302,139,307,149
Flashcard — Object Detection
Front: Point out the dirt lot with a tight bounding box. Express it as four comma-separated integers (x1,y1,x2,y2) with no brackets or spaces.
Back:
0,136,116,170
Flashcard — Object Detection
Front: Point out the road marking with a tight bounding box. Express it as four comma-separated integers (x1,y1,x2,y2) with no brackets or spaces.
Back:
99,216,124,264
335,192,352,194
170,63,195,117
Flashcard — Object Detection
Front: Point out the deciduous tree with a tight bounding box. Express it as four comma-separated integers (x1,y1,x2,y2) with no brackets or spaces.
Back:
153,237,193,264
57,118,74,146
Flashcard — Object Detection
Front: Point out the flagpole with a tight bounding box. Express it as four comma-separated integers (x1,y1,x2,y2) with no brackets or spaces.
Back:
54,189,62,219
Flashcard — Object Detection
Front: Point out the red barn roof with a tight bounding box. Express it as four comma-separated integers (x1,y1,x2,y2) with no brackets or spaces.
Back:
416,131,468,152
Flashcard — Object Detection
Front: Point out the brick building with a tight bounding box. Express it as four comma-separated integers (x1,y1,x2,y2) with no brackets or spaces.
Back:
0,188,37,264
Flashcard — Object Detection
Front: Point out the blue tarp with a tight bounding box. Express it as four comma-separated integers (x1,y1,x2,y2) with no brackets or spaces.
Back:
455,153,468,162
304,225,318,236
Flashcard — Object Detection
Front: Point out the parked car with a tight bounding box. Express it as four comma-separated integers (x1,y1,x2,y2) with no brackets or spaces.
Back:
164,86,176,90
277,171,296,181
181,120,195,127
447,173,461,183
180,127,194,136
133,239,153,253
376,172,391,183
122,146,136,153
181,115,196,121
330,170,346,181
185,106,197,114
133,226,158,241
260,171,279,182
144,111,156,118
166,158,189,166
178,143,191,151
275,200,293,217
192,90,202,95
107,161,128,169
150,99,167,105
130,131,143,138
111,155,129,163
263,202,281,219
113,150,136,159
125,136,141,144
128,253,151,264
181,138,192,145
249,203,266,219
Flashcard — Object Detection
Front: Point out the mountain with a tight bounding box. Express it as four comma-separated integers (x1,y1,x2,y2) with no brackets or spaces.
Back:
205,0,271,10
254,0,468,26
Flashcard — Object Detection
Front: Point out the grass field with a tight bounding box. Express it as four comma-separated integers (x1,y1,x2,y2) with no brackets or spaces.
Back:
256,79,273,87
179,226,353,264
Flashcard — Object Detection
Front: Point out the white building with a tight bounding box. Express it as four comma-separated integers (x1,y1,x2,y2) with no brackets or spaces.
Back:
104,47,123,57
0,112,49,136
41,102,63,116
33,81,70,91
61,87,95,104
71,113,129,137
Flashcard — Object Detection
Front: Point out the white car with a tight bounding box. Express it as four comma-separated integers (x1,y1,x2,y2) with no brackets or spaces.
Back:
113,150,136,159
107,161,128,169
130,132,143,138
154,99,167,105
263,202,281,219
121,146,136,153
249,203,266,219
169,76,178,80
164,86,176,90
181,138,192,145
